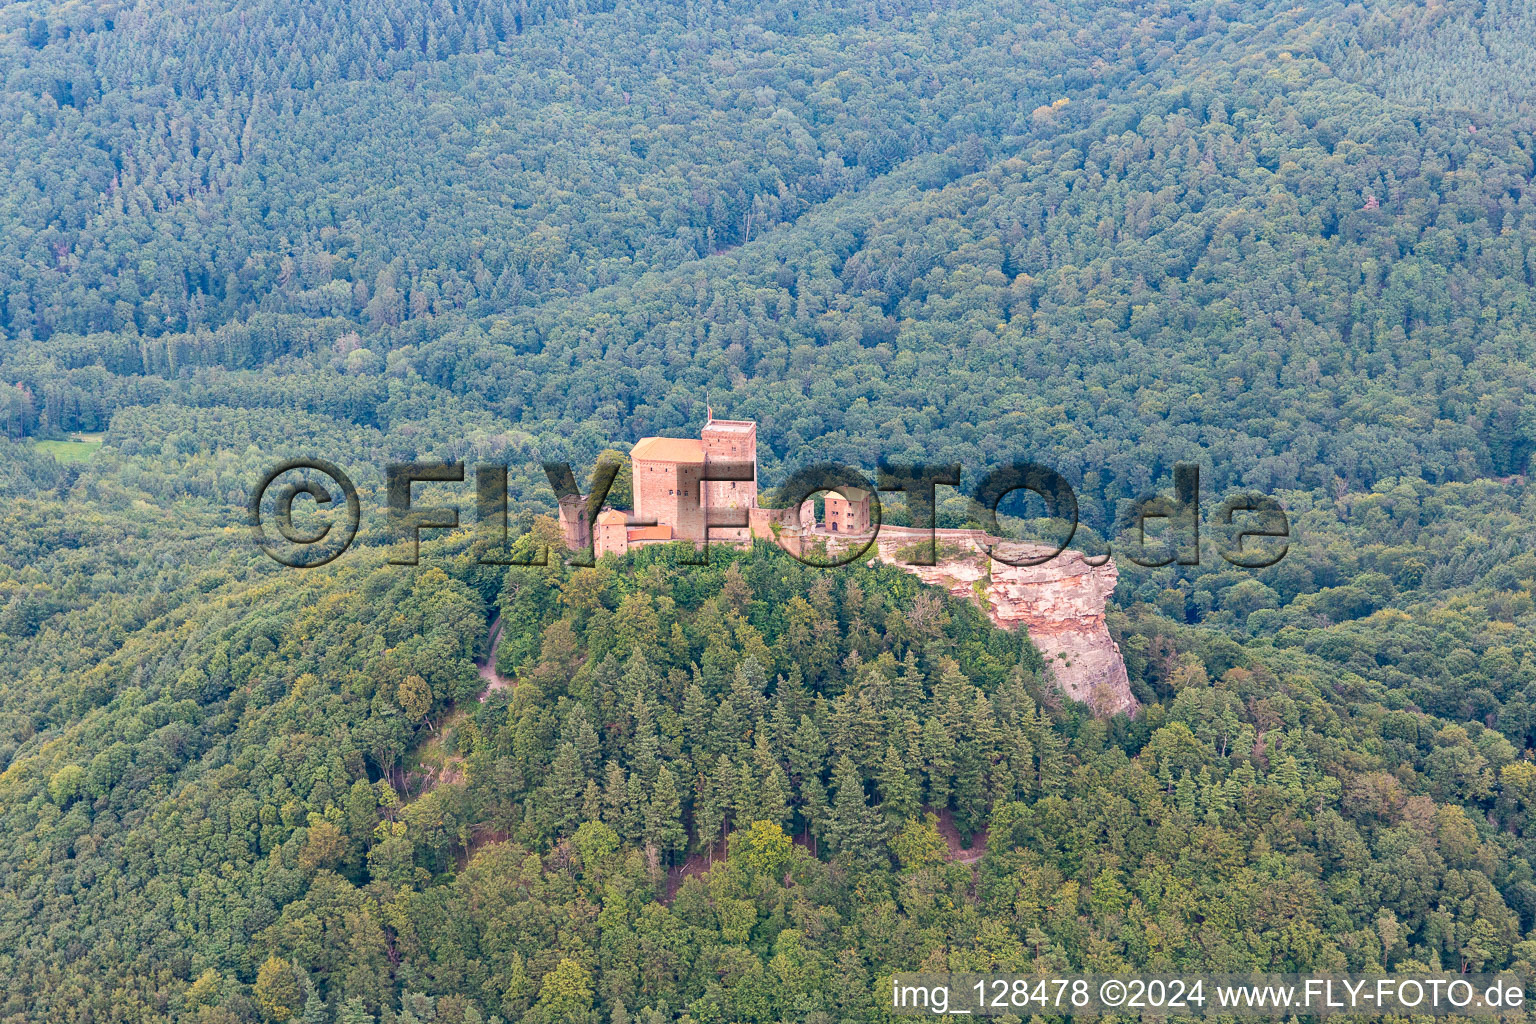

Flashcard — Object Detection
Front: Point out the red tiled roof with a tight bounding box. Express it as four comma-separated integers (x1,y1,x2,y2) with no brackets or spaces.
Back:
631,437,704,462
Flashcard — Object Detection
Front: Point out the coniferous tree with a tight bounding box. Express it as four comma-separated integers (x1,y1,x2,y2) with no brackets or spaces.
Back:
601,762,628,831
646,766,687,865
709,754,738,846
1034,709,1067,797
580,779,603,824
338,999,376,1024
788,715,827,795
751,732,792,830
877,743,921,826
622,773,648,845
921,717,956,810
545,743,586,837
301,988,328,1024
682,682,712,757
825,755,884,864
694,770,724,863
629,694,661,785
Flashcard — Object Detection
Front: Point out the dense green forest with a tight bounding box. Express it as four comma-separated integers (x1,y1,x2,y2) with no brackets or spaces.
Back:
6,0,1536,1020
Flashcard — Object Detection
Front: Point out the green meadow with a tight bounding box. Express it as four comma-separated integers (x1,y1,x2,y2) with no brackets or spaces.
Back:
32,433,104,464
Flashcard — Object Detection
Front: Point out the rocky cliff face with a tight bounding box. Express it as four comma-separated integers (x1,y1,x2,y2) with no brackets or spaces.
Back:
869,528,1137,716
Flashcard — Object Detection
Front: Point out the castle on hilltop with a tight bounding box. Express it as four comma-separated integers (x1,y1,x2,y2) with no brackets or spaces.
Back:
557,412,1135,716
561,412,875,560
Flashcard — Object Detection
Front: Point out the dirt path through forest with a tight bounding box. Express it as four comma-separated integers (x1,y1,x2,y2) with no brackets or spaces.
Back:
934,807,988,863
478,614,512,698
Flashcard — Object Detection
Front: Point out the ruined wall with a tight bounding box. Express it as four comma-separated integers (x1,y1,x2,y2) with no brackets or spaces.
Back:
869,528,1137,716
558,494,591,552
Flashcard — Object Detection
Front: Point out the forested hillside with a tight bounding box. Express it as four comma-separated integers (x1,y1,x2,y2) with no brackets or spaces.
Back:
11,536,1536,1023
7,0,1536,520
6,0,1536,1021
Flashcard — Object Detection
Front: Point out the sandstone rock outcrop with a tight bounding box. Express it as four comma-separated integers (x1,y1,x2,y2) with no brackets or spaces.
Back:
868,528,1136,716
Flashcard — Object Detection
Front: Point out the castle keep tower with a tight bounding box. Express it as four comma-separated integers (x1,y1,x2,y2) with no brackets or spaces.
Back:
625,411,757,549
701,412,757,544
631,436,707,543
